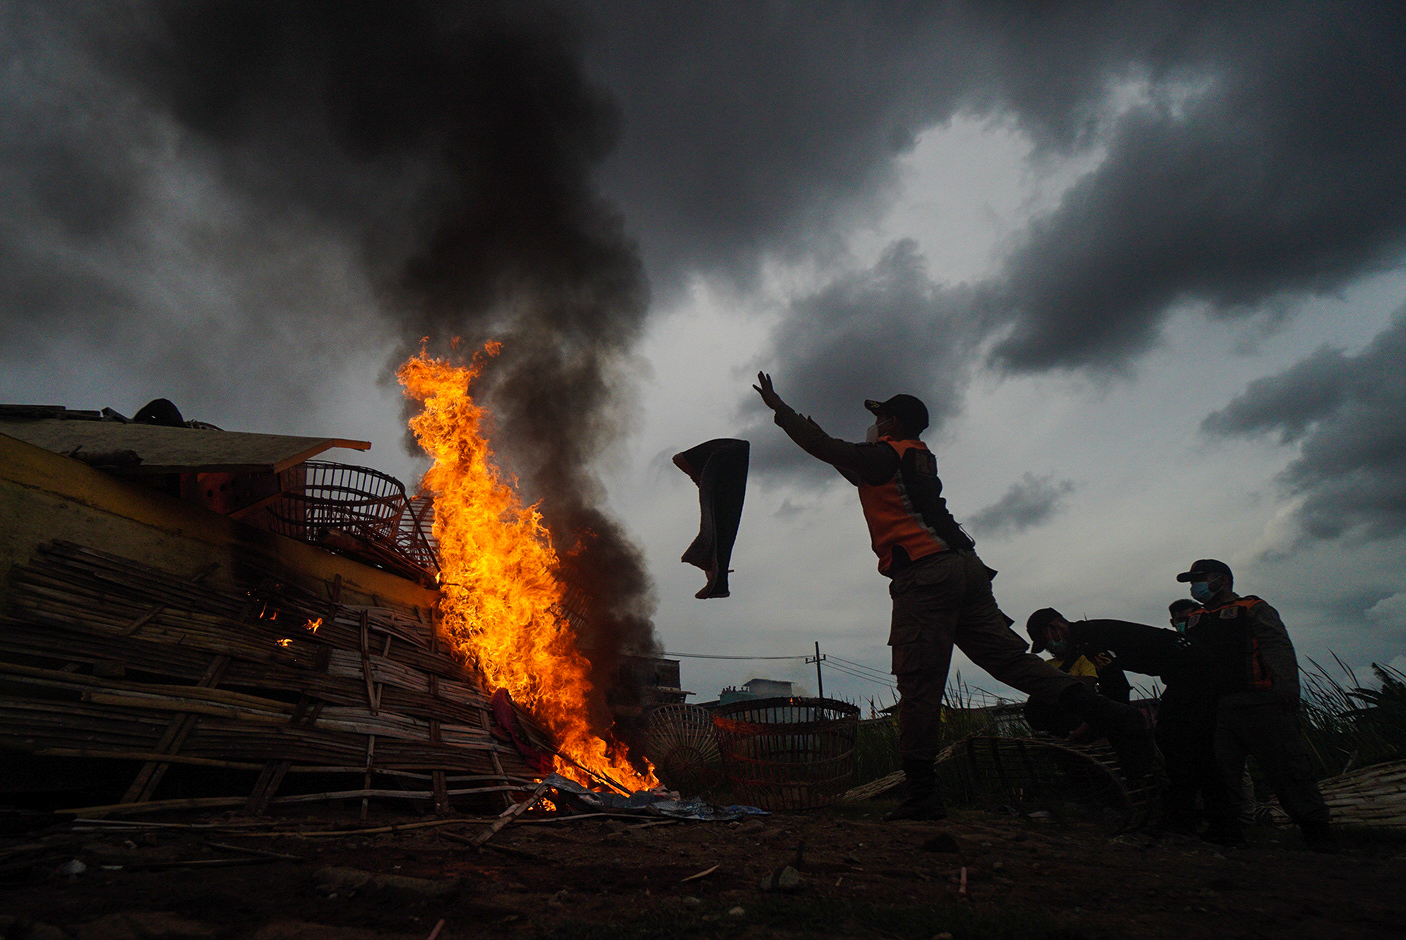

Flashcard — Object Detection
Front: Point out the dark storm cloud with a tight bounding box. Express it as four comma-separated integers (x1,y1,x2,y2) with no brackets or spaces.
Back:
1203,311,1406,541
582,2,1194,296
743,240,984,480
0,5,147,347
980,3,1406,372
0,4,407,420
965,473,1078,538
582,2,952,293
586,2,1406,420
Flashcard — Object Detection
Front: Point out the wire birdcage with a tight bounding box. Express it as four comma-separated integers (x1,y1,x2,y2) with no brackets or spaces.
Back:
712,697,860,811
648,704,724,794
265,462,439,576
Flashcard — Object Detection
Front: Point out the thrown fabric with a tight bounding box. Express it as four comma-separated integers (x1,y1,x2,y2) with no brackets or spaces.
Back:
490,687,555,774
673,438,750,599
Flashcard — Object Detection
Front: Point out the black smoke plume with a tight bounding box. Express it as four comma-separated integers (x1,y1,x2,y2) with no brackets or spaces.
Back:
116,1,658,731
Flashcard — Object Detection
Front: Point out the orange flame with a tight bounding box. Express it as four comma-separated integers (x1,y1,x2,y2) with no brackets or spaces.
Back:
398,343,655,792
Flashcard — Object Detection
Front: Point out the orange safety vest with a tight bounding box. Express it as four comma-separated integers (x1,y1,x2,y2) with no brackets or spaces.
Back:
1185,596,1274,693
856,438,972,575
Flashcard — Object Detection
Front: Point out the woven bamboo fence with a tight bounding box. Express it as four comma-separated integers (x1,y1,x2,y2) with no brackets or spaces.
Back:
0,540,554,817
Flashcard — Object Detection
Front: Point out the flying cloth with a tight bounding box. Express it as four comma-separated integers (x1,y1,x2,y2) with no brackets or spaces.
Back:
673,438,749,599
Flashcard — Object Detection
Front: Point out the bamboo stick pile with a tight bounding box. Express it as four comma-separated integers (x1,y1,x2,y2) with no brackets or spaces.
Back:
1266,759,1406,829
0,540,555,816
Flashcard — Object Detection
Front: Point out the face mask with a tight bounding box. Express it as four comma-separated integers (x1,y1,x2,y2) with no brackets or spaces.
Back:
1190,581,1216,603
865,422,881,444
1172,619,1188,634
1048,638,1070,658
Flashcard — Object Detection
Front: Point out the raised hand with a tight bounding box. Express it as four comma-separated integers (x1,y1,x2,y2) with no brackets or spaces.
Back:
753,371,783,411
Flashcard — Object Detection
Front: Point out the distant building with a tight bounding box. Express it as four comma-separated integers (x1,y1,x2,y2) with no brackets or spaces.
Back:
717,677,794,706
616,655,691,712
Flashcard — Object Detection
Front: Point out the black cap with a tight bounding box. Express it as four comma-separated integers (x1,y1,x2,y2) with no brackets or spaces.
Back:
1025,607,1064,654
1175,559,1233,582
864,394,929,434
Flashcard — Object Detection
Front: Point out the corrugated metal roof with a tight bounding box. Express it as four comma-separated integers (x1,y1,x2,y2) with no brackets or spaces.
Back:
0,414,370,474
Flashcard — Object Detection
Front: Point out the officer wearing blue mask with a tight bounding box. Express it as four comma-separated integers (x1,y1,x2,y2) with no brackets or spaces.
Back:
1176,558,1335,851
1169,598,1199,634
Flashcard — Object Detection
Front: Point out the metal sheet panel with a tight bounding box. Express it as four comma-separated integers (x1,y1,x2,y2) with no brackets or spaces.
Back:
0,418,370,474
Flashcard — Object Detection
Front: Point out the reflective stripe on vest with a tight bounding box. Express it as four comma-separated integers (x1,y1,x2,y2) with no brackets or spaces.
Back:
857,438,950,574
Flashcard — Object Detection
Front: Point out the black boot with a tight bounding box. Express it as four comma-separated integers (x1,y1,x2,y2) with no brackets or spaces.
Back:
1059,683,1157,786
884,759,948,821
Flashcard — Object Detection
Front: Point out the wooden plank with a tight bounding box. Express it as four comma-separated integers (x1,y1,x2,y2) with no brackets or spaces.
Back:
361,735,377,820
243,760,291,815
122,655,231,804
1,538,543,815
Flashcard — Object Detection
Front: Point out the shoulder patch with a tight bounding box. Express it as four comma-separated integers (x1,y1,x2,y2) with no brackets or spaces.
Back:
1219,606,1239,619
910,449,937,477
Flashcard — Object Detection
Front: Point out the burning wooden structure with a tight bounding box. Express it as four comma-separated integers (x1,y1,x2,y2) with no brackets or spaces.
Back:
0,405,555,817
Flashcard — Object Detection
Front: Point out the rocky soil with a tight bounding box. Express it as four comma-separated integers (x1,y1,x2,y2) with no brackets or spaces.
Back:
2,801,1403,939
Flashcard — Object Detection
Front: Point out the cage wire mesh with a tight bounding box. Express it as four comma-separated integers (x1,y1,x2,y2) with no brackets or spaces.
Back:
933,734,1156,830
712,697,860,811
266,462,439,574
647,704,723,795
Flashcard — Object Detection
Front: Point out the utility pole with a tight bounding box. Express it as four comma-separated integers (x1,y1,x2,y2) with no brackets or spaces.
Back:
806,641,827,699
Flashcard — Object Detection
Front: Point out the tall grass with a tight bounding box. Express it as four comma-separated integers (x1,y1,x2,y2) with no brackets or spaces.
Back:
1299,656,1406,776
849,671,1029,786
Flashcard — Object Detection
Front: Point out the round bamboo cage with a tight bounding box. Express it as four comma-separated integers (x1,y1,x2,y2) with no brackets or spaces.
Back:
711,697,860,811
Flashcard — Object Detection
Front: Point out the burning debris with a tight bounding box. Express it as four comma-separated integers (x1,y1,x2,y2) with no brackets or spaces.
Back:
399,345,656,792
0,391,657,816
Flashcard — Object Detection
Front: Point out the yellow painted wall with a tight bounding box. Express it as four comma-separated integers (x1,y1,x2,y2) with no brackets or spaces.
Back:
0,432,438,611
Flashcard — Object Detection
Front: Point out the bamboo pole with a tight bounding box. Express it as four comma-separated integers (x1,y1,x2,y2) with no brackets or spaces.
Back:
469,781,553,848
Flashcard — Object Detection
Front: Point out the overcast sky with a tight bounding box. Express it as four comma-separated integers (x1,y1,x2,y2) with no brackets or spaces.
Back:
3,1,1405,710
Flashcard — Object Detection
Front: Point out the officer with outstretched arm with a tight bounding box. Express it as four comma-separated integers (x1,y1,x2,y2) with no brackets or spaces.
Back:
753,373,1153,820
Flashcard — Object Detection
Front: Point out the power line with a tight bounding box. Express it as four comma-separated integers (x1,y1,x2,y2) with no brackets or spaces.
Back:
661,651,808,661
827,654,893,681
828,665,894,687
824,660,897,689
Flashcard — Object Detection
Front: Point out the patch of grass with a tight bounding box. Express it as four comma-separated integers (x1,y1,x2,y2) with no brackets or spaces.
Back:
852,714,901,785
535,894,1096,940
1299,656,1406,776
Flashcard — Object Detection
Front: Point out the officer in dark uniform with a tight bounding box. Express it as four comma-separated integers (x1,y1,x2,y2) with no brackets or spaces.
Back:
1177,558,1334,851
753,373,1152,821
1169,598,1199,634
1022,606,1236,839
1023,609,1132,740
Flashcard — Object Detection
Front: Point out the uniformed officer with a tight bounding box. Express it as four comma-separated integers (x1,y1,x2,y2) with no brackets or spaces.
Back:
753,373,1152,821
1177,558,1334,851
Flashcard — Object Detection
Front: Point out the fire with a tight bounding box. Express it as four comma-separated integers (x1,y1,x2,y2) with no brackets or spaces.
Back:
398,343,656,792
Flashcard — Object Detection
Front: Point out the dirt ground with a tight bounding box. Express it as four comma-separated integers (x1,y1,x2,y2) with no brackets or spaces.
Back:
3,799,1404,940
